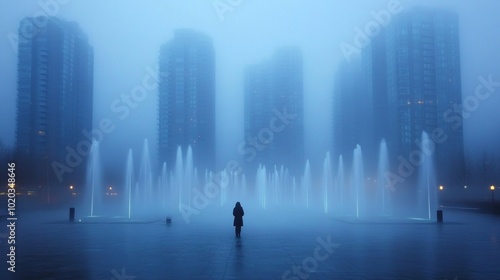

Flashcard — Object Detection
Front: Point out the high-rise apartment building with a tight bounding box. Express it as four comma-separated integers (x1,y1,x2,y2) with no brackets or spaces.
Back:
243,47,304,173
16,16,94,187
158,29,215,170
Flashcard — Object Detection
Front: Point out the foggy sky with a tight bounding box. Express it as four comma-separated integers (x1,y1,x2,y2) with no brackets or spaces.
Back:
1,0,500,170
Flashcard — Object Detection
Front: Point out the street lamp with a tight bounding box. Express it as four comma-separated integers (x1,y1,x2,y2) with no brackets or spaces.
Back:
491,185,495,201
439,185,444,191
69,185,74,190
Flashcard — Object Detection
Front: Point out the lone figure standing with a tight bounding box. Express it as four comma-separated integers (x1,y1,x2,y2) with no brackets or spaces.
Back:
233,202,244,237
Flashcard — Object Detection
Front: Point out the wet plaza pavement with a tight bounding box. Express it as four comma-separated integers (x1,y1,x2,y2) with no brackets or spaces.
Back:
1,208,499,280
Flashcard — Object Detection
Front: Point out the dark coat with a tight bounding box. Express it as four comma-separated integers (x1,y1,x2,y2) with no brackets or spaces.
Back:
233,206,244,227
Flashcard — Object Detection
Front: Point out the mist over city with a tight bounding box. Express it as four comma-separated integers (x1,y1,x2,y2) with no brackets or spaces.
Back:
1,1,500,173
0,1,499,279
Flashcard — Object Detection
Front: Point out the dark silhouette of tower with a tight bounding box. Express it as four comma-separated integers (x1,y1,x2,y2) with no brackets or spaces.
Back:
158,29,216,171
15,16,93,190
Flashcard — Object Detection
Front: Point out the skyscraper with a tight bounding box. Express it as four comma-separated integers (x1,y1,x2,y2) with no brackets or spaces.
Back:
333,8,464,186
158,29,215,170
15,16,94,188
332,57,375,168
243,47,304,173
383,8,464,185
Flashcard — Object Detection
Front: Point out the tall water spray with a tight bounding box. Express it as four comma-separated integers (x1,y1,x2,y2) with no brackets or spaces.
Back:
336,155,344,208
175,147,184,211
283,168,289,203
160,162,167,208
377,139,390,215
80,135,444,220
134,182,139,212
230,171,239,201
220,169,229,207
322,152,332,213
303,160,311,208
352,145,364,218
139,139,153,207
185,147,194,208
256,165,267,209
86,139,101,217
273,167,279,206
418,132,437,220
125,149,133,219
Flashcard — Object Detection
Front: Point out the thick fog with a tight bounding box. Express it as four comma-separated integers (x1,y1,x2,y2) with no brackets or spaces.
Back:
1,0,500,171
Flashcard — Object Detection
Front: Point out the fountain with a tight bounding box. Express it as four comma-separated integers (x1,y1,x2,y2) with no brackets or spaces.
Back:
125,149,133,219
377,139,390,216
322,152,332,213
138,139,153,208
336,155,345,210
418,132,437,220
185,147,194,208
256,165,267,209
175,147,184,211
352,145,364,218
160,162,167,208
302,160,311,208
220,169,228,207
81,133,440,224
85,139,101,217
273,167,279,205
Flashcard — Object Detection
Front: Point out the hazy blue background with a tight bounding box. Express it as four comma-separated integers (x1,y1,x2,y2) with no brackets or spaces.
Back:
1,0,499,170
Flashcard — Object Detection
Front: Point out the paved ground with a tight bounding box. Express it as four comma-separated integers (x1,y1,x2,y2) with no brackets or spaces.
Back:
1,208,499,280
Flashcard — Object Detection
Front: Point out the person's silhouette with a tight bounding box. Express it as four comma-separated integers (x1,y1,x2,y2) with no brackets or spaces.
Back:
233,202,244,237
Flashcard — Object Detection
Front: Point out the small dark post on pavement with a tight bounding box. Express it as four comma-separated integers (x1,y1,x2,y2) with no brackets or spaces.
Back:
69,207,75,222
436,210,443,223
166,217,172,224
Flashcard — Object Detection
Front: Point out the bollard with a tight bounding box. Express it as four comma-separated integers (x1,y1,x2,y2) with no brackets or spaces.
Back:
166,217,172,224
69,207,75,222
436,210,443,223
